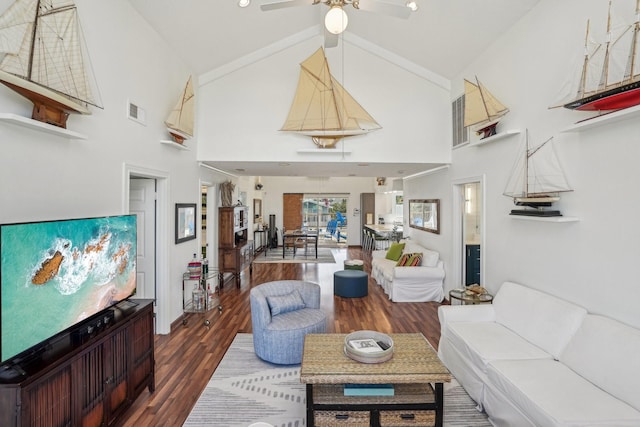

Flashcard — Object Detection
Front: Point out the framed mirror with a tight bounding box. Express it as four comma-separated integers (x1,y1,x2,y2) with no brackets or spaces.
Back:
253,198,262,223
409,199,440,234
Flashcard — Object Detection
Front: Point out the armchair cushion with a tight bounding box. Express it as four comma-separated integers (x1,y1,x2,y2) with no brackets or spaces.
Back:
267,290,305,316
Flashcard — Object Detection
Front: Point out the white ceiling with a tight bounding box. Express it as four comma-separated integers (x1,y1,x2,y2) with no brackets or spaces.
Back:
128,0,540,177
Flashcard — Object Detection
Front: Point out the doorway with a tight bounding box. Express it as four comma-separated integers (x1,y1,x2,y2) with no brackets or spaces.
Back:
302,193,348,246
453,177,485,288
124,164,170,334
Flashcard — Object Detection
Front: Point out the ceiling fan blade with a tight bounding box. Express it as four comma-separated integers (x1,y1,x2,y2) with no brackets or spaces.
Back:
324,28,339,48
356,0,411,19
260,0,314,11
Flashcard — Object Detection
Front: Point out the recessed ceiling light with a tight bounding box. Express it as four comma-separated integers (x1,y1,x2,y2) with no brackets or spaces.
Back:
405,1,418,12
238,0,250,8
348,173,356,177
279,163,290,166
357,163,369,167
235,168,245,172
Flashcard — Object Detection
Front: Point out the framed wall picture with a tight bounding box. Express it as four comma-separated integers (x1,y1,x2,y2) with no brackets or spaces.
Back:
175,203,197,243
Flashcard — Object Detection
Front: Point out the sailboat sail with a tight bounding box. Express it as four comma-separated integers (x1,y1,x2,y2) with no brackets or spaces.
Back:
463,78,509,128
0,0,102,127
281,47,381,148
165,76,194,143
504,131,573,199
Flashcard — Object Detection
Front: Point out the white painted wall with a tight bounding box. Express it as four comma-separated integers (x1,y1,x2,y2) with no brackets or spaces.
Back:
407,0,640,329
0,0,228,334
197,36,452,166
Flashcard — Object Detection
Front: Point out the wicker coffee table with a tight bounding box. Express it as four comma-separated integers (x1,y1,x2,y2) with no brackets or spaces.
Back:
300,333,451,427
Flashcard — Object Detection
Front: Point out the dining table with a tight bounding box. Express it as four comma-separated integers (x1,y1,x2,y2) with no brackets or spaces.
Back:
282,230,318,258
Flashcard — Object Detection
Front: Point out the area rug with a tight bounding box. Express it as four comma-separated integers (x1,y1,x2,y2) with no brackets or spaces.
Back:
183,334,491,427
252,247,336,264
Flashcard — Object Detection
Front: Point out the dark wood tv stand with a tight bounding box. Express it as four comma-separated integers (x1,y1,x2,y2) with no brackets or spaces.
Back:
0,299,155,427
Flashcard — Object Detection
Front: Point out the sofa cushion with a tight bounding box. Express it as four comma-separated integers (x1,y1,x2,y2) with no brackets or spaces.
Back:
266,290,306,316
385,242,405,261
486,359,640,427
560,315,640,412
492,282,587,359
447,321,552,372
403,242,439,267
396,253,422,266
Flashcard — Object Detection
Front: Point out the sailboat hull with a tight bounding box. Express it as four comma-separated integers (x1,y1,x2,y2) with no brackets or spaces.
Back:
0,70,91,128
510,209,562,217
564,80,640,111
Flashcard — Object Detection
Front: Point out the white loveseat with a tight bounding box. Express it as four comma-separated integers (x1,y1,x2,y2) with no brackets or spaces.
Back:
438,281,640,427
371,241,445,302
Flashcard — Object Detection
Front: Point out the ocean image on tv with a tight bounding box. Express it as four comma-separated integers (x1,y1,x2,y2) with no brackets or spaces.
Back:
1,215,136,363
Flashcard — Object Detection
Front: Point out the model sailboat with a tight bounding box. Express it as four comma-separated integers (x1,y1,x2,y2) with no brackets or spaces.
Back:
0,0,102,128
165,76,194,144
503,130,573,217
281,47,381,148
464,77,509,139
562,0,640,111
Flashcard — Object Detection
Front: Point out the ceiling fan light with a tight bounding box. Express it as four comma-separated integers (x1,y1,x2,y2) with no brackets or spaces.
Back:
325,6,348,35
405,1,418,12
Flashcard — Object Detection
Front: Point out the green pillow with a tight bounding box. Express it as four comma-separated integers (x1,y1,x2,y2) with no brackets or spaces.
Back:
385,242,405,261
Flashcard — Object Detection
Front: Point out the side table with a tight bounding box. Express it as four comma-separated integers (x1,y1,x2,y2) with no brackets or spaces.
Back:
449,288,493,305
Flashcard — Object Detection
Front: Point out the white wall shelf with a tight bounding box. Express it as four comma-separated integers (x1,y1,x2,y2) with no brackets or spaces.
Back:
160,139,190,150
561,104,640,133
510,215,579,223
297,148,352,154
0,113,87,140
470,129,521,146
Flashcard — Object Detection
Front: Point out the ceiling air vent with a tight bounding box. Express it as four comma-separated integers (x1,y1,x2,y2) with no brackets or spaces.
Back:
127,100,146,125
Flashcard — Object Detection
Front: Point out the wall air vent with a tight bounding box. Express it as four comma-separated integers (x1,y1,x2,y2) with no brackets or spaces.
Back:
127,100,146,125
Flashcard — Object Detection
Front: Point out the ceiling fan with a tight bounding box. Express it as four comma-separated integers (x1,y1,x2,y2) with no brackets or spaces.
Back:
260,0,417,48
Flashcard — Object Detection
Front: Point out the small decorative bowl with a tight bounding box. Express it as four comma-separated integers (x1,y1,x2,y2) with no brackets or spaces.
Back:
344,330,394,364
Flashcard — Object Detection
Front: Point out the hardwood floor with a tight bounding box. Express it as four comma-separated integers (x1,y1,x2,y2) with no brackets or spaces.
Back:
118,246,446,427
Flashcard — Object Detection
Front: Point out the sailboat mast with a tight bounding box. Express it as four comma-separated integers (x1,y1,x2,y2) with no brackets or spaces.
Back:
475,76,491,120
578,20,590,97
599,1,613,90
624,0,640,81
524,129,529,196
26,0,41,80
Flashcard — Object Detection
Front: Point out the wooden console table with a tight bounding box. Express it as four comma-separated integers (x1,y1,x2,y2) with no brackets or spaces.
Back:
300,333,450,426
0,300,155,427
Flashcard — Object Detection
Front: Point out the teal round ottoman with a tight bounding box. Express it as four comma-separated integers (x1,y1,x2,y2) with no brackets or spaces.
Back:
334,270,368,298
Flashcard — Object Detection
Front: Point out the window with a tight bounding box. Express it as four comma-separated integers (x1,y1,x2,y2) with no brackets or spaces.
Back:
452,94,468,147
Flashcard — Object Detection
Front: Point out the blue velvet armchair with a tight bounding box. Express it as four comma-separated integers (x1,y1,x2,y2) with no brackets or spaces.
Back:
250,280,327,365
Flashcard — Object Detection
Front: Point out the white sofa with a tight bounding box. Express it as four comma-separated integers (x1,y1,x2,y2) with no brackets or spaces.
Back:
371,241,445,302
438,281,640,427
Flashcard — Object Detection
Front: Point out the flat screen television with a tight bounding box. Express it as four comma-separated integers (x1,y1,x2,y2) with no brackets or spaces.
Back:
0,214,137,365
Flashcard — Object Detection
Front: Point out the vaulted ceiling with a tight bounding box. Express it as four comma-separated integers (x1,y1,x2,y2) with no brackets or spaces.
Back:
128,0,540,177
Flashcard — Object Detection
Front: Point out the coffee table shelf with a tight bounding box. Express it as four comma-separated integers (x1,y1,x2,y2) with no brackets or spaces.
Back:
301,333,450,427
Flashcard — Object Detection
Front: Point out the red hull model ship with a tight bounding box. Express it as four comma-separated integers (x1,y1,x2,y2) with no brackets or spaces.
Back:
563,0,640,112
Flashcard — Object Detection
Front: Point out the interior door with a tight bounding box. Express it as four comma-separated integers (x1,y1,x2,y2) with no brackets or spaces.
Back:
129,178,156,299
283,193,303,231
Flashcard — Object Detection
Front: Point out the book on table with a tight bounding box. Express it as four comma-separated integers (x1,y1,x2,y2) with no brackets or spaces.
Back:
344,383,395,396
348,338,386,353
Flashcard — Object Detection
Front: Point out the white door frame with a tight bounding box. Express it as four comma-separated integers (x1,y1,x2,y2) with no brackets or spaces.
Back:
452,175,485,288
123,164,171,334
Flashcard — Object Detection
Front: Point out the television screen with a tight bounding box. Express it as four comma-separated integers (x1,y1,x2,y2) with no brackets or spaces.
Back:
0,215,137,364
